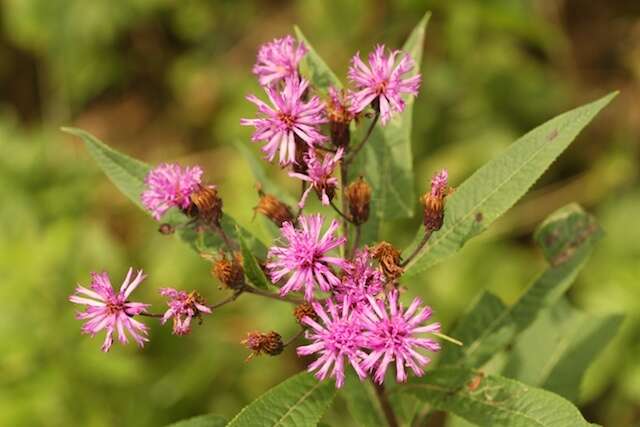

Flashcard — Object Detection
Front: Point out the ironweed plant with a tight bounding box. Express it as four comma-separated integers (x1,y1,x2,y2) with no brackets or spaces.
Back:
64,12,621,427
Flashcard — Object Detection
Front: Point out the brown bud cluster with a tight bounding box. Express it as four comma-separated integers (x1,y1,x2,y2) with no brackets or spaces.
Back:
212,252,245,290
371,241,404,281
187,185,223,226
344,177,371,225
242,331,284,360
255,192,294,227
420,170,452,232
293,302,318,326
326,88,355,148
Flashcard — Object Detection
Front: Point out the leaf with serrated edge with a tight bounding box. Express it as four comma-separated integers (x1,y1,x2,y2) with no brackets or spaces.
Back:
503,298,623,402
441,204,601,369
402,367,592,427
227,372,336,427
294,26,342,91
403,92,617,276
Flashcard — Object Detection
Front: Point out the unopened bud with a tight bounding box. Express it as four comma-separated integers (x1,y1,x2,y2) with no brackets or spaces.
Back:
158,223,175,235
292,143,309,174
212,253,244,289
344,177,371,225
187,185,224,226
370,241,404,281
242,331,284,360
327,87,355,148
293,302,318,326
255,192,295,228
421,169,452,232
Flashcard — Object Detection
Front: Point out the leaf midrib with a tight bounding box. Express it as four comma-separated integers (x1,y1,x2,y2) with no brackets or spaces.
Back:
272,380,325,427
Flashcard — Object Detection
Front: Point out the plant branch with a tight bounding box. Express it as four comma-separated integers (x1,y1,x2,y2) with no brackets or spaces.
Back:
346,111,379,164
209,289,243,310
373,381,399,427
242,285,304,305
329,199,355,224
400,230,433,268
214,223,238,253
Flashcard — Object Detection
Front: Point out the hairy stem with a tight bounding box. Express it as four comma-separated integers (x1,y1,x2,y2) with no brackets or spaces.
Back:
400,230,432,268
346,111,380,164
373,381,399,427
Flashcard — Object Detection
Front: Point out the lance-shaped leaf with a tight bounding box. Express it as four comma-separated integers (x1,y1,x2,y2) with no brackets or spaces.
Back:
403,92,617,276
353,12,431,220
165,414,227,427
294,26,342,91
439,204,602,368
401,367,593,427
62,127,266,255
227,372,336,427
502,297,623,402
341,373,386,427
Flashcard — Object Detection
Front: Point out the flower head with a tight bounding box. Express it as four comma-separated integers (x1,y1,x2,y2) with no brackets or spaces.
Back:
421,169,451,231
141,163,204,220
348,44,421,125
241,76,327,165
297,298,368,388
69,269,150,352
253,35,308,86
289,148,343,208
159,288,212,336
242,331,284,360
335,249,384,310
344,177,372,225
360,290,440,384
267,214,347,301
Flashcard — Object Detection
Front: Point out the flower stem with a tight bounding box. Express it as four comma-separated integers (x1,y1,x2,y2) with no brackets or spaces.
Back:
346,111,380,164
209,289,243,310
296,181,307,219
242,285,304,305
351,224,361,258
284,328,305,347
329,199,354,224
399,230,432,268
373,381,399,427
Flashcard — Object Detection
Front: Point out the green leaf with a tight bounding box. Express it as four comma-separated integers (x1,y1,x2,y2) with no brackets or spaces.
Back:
401,367,592,427
165,414,227,427
237,226,271,290
294,26,342,91
403,92,617,276
440,204,601,368
353,12,431,220
227,372,336,427
503,298,623,402
341,373,386,427
62,127,266,256
233,140,296,206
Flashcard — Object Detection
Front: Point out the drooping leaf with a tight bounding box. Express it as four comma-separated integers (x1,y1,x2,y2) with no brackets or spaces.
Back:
403,92,617,276
353,12,431,221
402,367,592,427
503,297,623,402
294,26,342,91
237,226,271,290
165,414,227,427
227,372,336,427
62,127,266,255
440,204,602,368
341,373,386,427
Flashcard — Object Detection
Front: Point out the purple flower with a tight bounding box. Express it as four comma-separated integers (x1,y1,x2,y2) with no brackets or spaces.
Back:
289,148,343,208
253,35,308,87
335,249,385,310
69,269,150,352
347,44,421,125
297,298,368,388
141,163,204,220
241,76,327,166
267,214,347,301
360,290,440,384
159,288,212,336
430,169,448,198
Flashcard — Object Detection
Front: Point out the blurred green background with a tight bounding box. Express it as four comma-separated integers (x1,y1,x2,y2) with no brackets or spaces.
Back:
1,0,638,426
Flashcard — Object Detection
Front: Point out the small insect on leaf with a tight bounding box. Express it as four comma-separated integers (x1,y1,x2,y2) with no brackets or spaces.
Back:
467,372,485,392
547,129,559,141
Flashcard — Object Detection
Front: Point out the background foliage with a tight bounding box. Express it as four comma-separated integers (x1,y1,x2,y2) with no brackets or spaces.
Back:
0,1,638,426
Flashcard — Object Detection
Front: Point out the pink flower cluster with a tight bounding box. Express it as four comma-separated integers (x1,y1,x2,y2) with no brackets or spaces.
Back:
141,163,204,220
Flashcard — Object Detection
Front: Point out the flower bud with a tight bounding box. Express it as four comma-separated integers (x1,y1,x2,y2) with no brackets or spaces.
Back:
255,192,295,227
187,185,224,226
344,177,371,225
293,302,318,326
242,331,284,360
212,253,244,290
158,223,175,235
327,87,355,148
421,169,452,232
370,241,404,281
